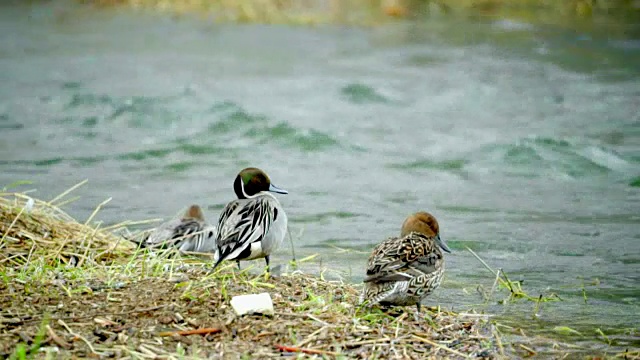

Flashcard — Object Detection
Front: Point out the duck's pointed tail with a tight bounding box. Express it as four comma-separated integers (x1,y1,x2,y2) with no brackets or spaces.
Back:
208,250,224,273
123,232,149,249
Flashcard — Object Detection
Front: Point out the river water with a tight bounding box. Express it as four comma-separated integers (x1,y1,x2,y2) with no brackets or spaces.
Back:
0,0,638,351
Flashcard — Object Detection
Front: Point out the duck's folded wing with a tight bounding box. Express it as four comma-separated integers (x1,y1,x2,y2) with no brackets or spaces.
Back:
363,237,408,283
173,219,205,238
364,256,439,283
363,258,412,283
215,197,274,262
363,234,439,283
143,218,184,248
179,229,217,252
173,220,215,252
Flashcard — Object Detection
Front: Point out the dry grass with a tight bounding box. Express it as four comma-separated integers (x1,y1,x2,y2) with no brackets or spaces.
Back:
0,180,137,269
80,0,640,26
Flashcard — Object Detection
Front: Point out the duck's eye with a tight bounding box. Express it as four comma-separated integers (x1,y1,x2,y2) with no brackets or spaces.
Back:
273,208,278,221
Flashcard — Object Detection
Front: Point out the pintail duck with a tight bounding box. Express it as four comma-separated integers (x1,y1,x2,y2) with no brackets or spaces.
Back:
211,167,288,271
360,211,451,311
137,205,217,253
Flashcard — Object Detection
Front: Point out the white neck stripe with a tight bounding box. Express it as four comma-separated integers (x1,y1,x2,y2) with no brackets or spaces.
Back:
240,179,258,199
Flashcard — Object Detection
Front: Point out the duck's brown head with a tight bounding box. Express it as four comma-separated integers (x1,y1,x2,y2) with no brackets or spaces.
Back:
401,211,451,253
183,205,205,221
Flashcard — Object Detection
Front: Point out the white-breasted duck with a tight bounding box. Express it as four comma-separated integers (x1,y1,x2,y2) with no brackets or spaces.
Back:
211,167,288,271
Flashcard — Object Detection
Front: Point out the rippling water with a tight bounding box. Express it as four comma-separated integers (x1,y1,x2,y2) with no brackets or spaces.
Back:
1,0,639,347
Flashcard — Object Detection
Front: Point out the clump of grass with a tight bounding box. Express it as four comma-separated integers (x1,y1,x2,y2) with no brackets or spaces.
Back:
467,247,561,305
0,180,143,269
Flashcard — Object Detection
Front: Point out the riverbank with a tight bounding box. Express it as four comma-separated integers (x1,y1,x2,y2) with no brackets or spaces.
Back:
1,185,636,358
83,0,640,27
0,186,495,358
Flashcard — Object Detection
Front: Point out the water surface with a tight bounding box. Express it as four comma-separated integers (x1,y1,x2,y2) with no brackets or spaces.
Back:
1,1,639,351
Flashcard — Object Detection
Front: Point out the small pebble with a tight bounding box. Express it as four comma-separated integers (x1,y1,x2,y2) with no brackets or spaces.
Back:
117,332,128,344
158,316,174,325
169,276,189,283
173,312,184,323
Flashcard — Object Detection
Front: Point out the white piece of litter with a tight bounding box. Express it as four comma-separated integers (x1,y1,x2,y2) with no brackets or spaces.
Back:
24,197,34,213
230,293,274,316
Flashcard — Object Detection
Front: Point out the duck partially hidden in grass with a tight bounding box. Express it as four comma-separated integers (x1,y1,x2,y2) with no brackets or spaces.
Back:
360,211,451,312
136,205,217,253
210,167,288,272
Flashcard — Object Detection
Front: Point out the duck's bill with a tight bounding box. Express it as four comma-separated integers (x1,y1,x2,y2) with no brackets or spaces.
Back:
268,183,288,194
436,234,452,253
